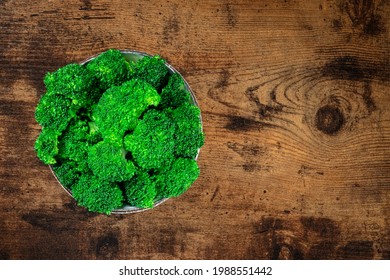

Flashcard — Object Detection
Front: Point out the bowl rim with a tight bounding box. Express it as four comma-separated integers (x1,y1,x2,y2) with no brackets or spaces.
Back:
50,49,202,214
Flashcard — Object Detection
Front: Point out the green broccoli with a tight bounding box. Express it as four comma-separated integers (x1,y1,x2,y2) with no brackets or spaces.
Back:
86,121,102,145
76,104,103,144
124,171,157,208
160,73,191,109
87,140,136,183
57,118,88,163
51,160,80,189
44,63,100,108
56,118,102,172
124,109,175,170
34,128,60,164
156,158,200,198
86,49,132,91
171,103,204,159
34,49,204,214
35,92,76,132
93,79,161,141
71,173,124,214
131,55,170,90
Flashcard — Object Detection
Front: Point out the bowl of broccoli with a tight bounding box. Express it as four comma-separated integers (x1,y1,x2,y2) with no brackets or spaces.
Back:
34,49,204,214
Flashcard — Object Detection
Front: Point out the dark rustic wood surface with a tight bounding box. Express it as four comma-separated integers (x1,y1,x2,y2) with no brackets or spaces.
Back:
0,0,389,260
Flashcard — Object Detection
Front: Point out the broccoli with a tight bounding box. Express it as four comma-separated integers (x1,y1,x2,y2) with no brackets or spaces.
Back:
51,160,80,189
124,109,175,170
35,92,76,132
171,103,204,159
34,49,204,214
87,140,136,183
44,63,100,108
131,55,170,90
86,121,102,145
159,73,191,109
86,49,132,91
57,118,88,163
34,128,60,164
72,173,124,214
56,118,103,173
156,158,200,198
124,171,157,208
93,79,161,141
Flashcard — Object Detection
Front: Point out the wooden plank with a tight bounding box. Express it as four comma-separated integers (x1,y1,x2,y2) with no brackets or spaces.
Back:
0,0,389,259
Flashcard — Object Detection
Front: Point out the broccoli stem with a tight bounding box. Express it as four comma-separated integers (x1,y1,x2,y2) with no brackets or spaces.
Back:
88,121,98,134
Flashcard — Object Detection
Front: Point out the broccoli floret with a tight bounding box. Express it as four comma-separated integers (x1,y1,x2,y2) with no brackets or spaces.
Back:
124,109,175,170
171,103,204,159
71,173,124,214
34,128,60,164
124,171,157,208
35,93,76,132
52,161,80,189
160,73,191,109
131,55,169,90
56,118,91,172
93,79,160,141
86,49,131,91
76,105,103,144
88,141,136,183
156,158,200,198
86,121,102,145
44,63,100,108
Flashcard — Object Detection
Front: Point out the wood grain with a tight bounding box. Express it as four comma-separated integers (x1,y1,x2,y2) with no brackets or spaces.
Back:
0,0,389,259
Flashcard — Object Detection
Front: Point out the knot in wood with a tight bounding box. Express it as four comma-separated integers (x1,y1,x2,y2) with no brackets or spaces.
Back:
315,105,344,135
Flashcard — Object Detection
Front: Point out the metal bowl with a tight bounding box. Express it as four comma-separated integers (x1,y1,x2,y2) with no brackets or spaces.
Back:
50,50,202,214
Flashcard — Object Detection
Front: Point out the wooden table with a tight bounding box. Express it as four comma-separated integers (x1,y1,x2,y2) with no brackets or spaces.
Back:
0,0,389,260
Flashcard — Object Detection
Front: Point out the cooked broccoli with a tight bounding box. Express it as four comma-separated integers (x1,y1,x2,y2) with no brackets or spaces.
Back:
87,140,136,183
171,103,204,159
34,128,60,164
35,92,76,132
34,49,204,215
56,118,103,173
124,109,175,170
72,173,124,214
57,118,88,163
51,160,80,189
93,79,161,141
44,63,100,108
86,49,132,91
156,158,200,198
86,121,102,145
124,171,157,208
131,55,170,90
159,73,191,109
